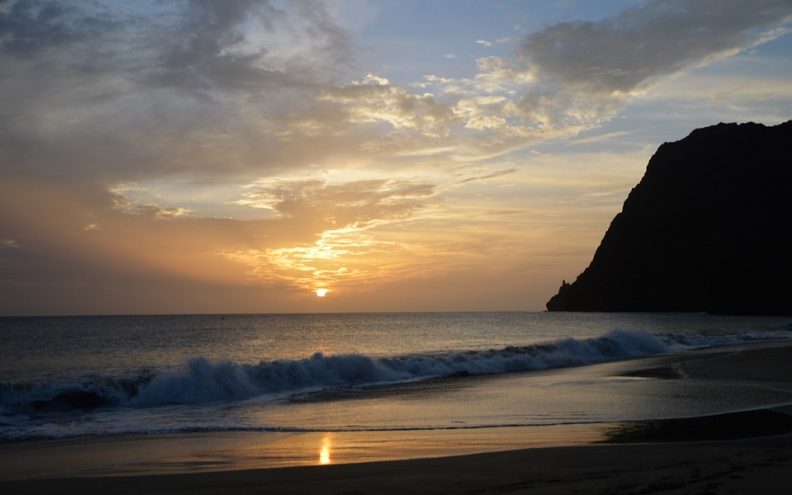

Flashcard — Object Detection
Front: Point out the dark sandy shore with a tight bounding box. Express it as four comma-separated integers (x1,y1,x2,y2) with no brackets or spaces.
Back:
4,343,792,494
3,432,792,494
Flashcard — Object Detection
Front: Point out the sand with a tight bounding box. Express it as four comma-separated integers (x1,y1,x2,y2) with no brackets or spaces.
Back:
3,433,791,494
3,342,792,494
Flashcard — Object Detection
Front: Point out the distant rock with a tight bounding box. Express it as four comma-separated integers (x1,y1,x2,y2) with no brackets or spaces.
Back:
546,121,792,315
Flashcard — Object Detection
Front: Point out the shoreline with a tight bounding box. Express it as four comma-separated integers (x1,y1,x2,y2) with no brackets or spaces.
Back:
0,423,619,480
3,431,791,494
3,342,792,492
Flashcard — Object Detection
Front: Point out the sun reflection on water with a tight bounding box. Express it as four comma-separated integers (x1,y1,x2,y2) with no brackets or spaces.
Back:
319,434,332,465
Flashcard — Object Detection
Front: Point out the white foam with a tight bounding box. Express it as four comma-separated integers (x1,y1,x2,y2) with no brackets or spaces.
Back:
129,329,668,407
2,328,788,416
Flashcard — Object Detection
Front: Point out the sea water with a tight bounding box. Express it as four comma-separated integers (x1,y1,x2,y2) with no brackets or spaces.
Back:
2,312,792,443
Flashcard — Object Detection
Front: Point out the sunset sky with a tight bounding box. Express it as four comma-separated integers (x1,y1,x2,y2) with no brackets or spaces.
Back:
2,0,792,315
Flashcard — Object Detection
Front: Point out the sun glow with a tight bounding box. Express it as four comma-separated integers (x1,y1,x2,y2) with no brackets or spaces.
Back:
315,288,329,297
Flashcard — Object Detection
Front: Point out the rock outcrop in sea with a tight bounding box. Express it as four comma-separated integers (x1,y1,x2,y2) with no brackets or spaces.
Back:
546,121,792,315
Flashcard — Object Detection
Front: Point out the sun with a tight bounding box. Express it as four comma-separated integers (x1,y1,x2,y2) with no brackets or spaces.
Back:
315,288,329,298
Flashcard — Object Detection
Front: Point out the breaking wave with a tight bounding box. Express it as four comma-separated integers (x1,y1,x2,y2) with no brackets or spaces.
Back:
0,328,783,416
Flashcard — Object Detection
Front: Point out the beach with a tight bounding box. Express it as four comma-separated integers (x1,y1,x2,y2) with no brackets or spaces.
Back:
4,1,792,492
3,434,792,494
3,340,792,494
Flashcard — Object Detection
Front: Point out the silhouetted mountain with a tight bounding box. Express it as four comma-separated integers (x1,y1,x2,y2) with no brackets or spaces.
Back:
547,121,792,315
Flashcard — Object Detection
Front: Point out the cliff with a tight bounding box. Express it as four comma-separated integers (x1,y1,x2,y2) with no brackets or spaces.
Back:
546,120,792,315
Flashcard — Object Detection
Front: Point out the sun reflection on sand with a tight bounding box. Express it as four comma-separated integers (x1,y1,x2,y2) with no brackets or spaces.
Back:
319,434,332,465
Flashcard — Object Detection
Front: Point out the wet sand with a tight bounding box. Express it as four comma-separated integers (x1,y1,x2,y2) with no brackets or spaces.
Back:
3,342,792,494
3,433,792,494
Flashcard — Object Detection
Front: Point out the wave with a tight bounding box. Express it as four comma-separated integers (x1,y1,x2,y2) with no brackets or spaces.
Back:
0,328,784,416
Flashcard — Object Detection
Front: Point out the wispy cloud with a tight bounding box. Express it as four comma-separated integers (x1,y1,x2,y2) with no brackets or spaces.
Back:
319,74,457,137
571,131,634,146
455,169,518,185
223,177,437,291
517,0,792,97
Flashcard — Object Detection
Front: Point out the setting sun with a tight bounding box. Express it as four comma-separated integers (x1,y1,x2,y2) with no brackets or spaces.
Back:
315,288,329,298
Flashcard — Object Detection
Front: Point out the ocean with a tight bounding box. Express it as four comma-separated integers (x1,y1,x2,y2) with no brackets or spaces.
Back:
3,311,792,448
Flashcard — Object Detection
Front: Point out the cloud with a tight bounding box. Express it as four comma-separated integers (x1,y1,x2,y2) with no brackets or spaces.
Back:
0,144,659,314
0,0,117,56
2,1,792,314
146,0,351,92
214,177,438,291
417,0,792,149
5,0,789,188
319,74,457,137
0,0,356,182
570,130,634,146
455,168,517,185
475,39,493,47
518,0,792,97
237,177,435,219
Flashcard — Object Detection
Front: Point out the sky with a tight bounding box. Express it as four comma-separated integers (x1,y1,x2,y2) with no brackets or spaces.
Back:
1,0,792,315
